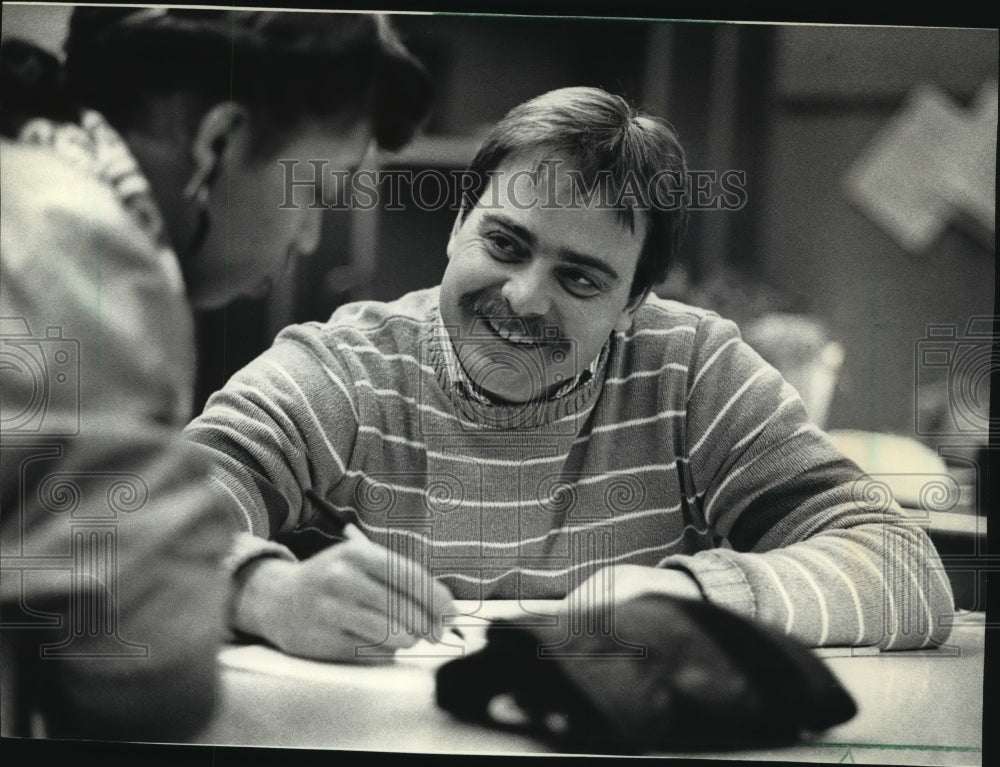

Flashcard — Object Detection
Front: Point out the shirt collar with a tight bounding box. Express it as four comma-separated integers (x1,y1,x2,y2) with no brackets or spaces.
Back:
435,312,605,405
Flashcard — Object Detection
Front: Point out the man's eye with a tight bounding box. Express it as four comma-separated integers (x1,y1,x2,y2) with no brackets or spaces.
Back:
562,271,602,297
485,233,522,261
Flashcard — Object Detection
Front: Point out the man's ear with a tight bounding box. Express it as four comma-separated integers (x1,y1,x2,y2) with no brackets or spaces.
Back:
613,287,650,333
184,103,251,199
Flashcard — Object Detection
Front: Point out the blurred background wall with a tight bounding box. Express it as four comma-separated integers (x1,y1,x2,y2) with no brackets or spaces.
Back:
4,7,996,448
757,27,995,436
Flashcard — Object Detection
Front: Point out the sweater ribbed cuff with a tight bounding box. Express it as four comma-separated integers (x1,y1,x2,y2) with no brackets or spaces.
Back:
658,550,757,619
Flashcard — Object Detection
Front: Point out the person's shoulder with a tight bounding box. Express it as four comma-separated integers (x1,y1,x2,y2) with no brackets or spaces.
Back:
3,140,130,228
615,296,742,368
627,294,717,334
636,295,740,335
322,287,437,332
283,287,438,358
1,140,153,260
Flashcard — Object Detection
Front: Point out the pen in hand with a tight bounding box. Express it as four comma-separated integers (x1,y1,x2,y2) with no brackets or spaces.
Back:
304,488,465,642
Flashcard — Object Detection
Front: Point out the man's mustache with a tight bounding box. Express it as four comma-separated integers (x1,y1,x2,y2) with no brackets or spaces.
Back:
460,292,558,344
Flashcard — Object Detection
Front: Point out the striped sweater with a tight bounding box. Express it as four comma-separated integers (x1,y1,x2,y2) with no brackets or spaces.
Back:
186,288,954,650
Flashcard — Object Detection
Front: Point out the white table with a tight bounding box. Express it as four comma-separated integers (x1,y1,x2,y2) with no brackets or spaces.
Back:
197,602,985,765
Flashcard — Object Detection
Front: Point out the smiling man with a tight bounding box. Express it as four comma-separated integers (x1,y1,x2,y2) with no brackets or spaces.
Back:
440,168,646,405
185,87,953,661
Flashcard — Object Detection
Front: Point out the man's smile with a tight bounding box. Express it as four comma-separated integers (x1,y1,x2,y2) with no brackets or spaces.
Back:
465,293,560,348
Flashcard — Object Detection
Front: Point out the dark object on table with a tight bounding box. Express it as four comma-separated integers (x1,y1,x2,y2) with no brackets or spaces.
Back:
436,594,856,753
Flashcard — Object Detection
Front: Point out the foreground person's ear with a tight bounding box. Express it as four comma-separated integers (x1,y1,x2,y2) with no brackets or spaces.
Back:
184,103,251,203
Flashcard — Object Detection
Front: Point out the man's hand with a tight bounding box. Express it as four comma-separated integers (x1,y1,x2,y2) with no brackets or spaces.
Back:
230,535,457,661
564,564,703,613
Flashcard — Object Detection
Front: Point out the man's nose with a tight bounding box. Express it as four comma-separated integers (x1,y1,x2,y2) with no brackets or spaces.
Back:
500,265,552,318
293,208,323,256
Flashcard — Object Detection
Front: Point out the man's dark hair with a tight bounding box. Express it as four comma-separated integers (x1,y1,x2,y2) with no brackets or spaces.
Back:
2,8,432,155
462,87,688,300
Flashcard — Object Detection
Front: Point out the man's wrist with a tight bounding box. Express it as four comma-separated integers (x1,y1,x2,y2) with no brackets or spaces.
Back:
230,556,296,640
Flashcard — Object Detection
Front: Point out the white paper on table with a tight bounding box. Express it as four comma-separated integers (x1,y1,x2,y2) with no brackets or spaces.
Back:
218,613,493,683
